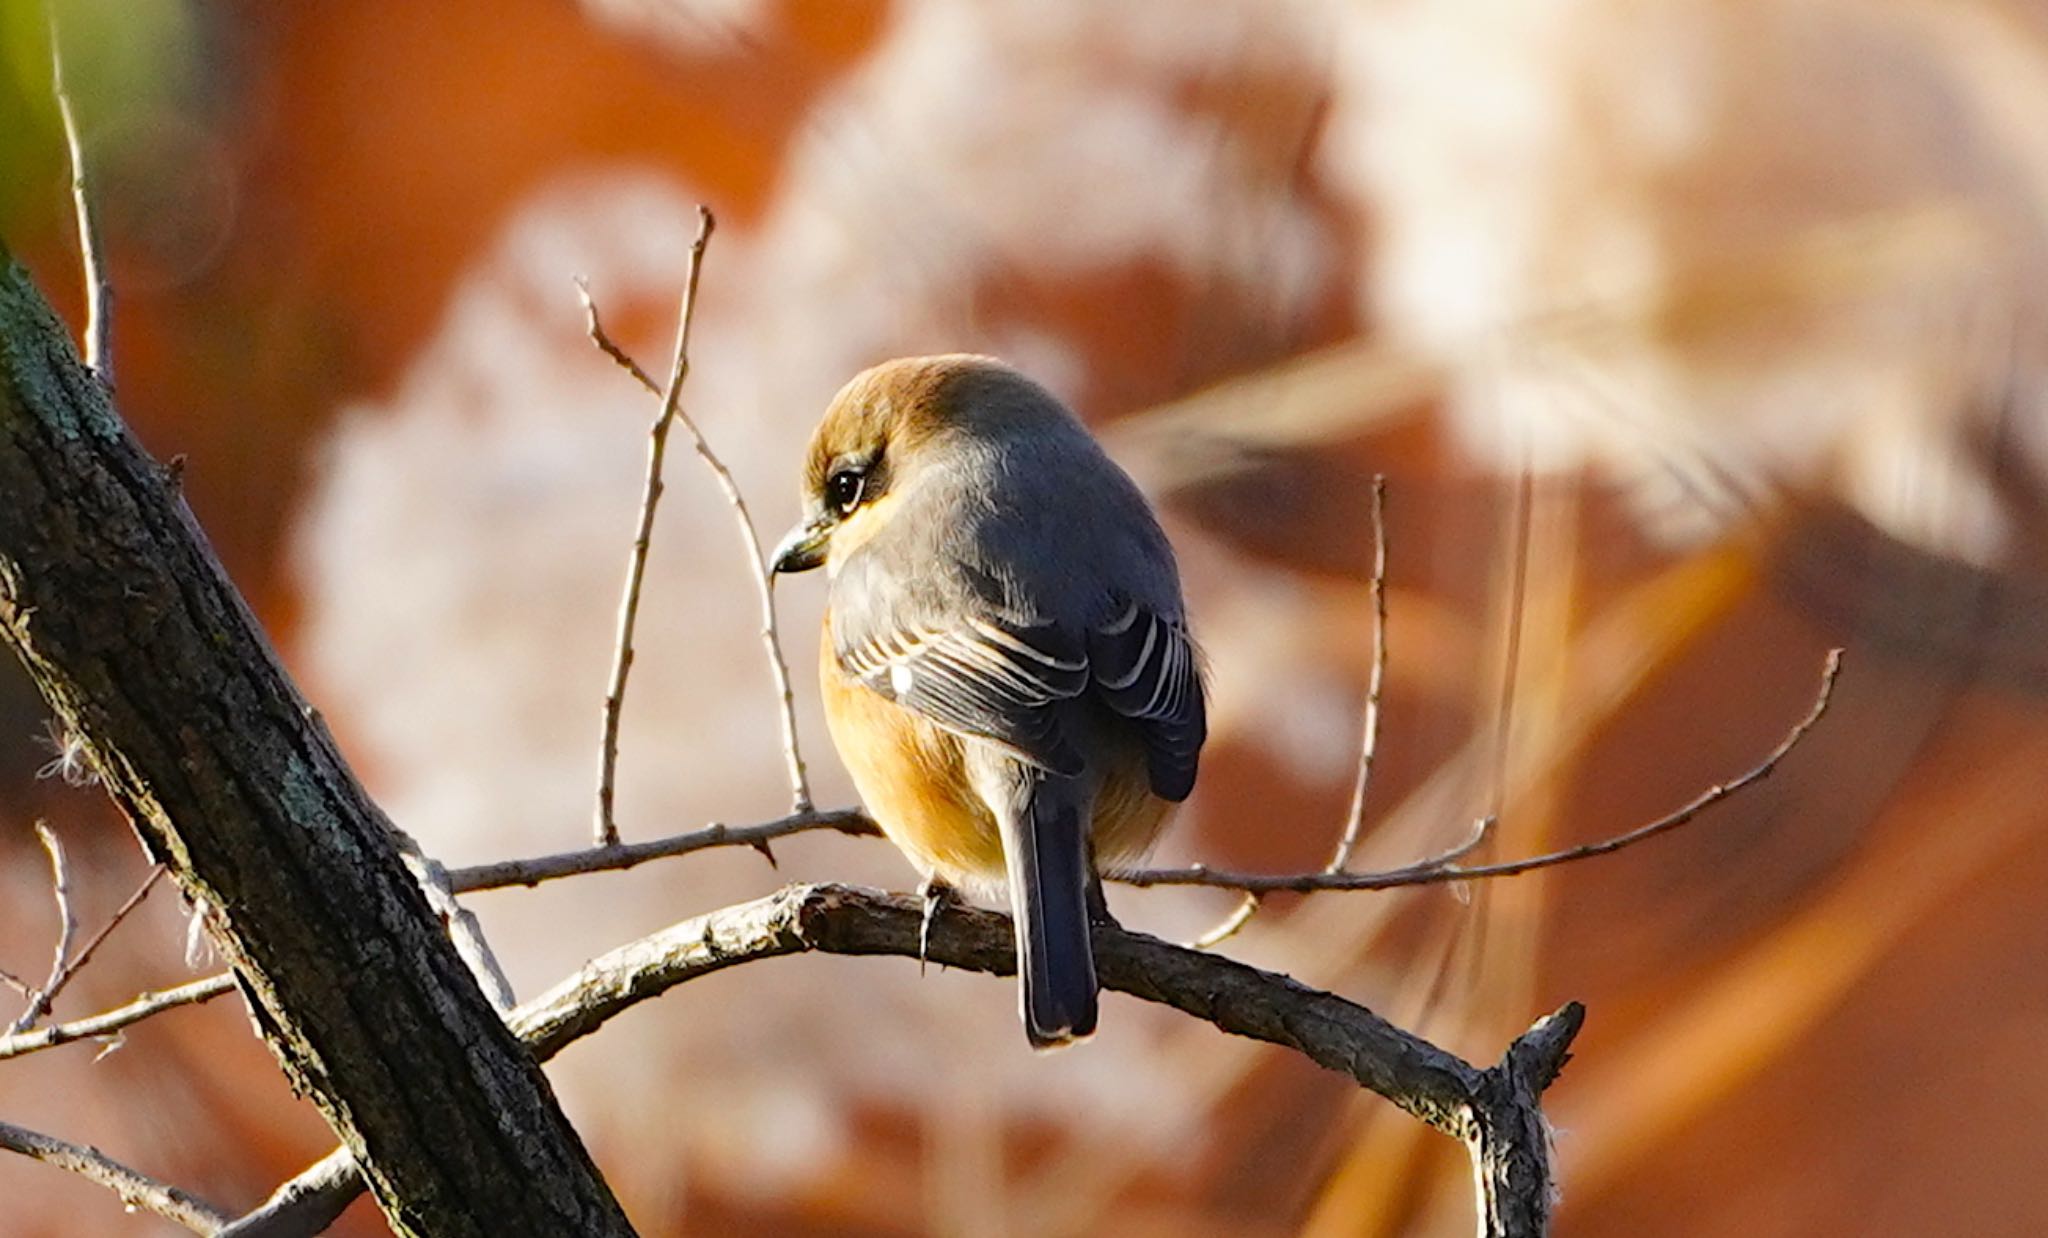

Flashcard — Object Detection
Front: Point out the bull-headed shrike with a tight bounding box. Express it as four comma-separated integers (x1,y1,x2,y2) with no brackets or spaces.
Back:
773,355,1205,1048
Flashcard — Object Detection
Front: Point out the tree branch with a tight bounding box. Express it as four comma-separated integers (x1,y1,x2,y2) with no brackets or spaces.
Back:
9,644,1829,1077
1330,473,1392,872
228,884,1586,1237
0,1117,231,1233
0,242,634,1236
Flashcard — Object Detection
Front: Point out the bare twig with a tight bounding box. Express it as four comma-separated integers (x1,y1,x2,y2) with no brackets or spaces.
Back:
290,698,519,1009
573,280,659,392
579,214,815,823
41,0,110,383
390,829,517,1011
1332,474,1392,871
1192,475,1391,949
12,822,79,1033
591,207,717,846
0,1118,231,1233
0,632,1827,1066
0,973,237,1061
0,643,1826,1072
1186,896,1261,950
1126,649,1843,895
0,809,878,1061
33,863,164,1018
0,966,30,997
226,883,1585,1238
1185,817,1493,950
450,806,874,893
216,1147,360,1237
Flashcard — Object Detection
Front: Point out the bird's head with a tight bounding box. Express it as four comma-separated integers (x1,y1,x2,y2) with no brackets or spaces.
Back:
770,354,1077,576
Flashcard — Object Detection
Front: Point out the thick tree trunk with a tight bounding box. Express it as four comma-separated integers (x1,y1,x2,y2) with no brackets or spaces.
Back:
0,244,635,1237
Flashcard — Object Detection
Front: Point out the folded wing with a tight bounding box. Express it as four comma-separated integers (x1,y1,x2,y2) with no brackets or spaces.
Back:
1088,599,1204,800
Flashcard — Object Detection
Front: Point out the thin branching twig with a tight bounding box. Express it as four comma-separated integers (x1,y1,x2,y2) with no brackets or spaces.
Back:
0,811,874,1061
579,217,814,824
1192,475,1391,948
10,855,164,1036
47,863,160,995
41,0,110,382
591,207,717,847
11,823,78,1033
452,806,874,892
1129,649,1842,895
0,652,1836,1064
0,973,236,1061
1331,474,1392,871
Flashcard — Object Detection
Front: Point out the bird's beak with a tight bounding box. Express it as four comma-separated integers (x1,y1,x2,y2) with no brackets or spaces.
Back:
771,516,831,574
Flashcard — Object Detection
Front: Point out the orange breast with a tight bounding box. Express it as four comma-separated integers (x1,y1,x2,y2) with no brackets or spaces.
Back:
818,619,1175,891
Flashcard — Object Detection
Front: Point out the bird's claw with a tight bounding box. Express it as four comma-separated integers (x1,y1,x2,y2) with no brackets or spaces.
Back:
917,876,957,976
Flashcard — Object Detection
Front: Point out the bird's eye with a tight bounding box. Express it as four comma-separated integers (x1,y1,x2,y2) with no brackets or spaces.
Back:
827,467,866,514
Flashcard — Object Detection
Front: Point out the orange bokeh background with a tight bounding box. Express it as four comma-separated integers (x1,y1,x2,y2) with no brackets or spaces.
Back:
5,2,2048,1235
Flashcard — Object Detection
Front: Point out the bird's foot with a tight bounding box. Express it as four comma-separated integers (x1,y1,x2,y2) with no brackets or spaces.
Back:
1085,872,1121,930
917,876,959,975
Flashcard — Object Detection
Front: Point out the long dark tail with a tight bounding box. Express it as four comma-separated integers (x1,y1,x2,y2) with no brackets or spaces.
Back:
998,779,1098,1049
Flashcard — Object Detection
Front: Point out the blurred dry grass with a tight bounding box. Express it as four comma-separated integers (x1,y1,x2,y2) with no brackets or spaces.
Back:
3,0,2047,1234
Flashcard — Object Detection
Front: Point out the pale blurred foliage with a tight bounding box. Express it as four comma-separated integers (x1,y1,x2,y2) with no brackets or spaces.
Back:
579,0,776,53
1324,0,2043,561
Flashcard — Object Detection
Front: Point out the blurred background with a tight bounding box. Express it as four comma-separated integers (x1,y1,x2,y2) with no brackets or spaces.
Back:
4,0,2048,1234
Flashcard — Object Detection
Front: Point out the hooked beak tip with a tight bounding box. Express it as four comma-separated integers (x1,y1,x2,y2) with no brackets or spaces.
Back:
771,522,829,575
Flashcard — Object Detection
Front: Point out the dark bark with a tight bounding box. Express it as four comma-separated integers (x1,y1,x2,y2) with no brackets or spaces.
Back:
0,245,635,1236
228,883,1586,1237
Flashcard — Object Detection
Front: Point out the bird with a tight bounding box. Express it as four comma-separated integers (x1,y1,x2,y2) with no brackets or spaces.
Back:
771,355,1205,1048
